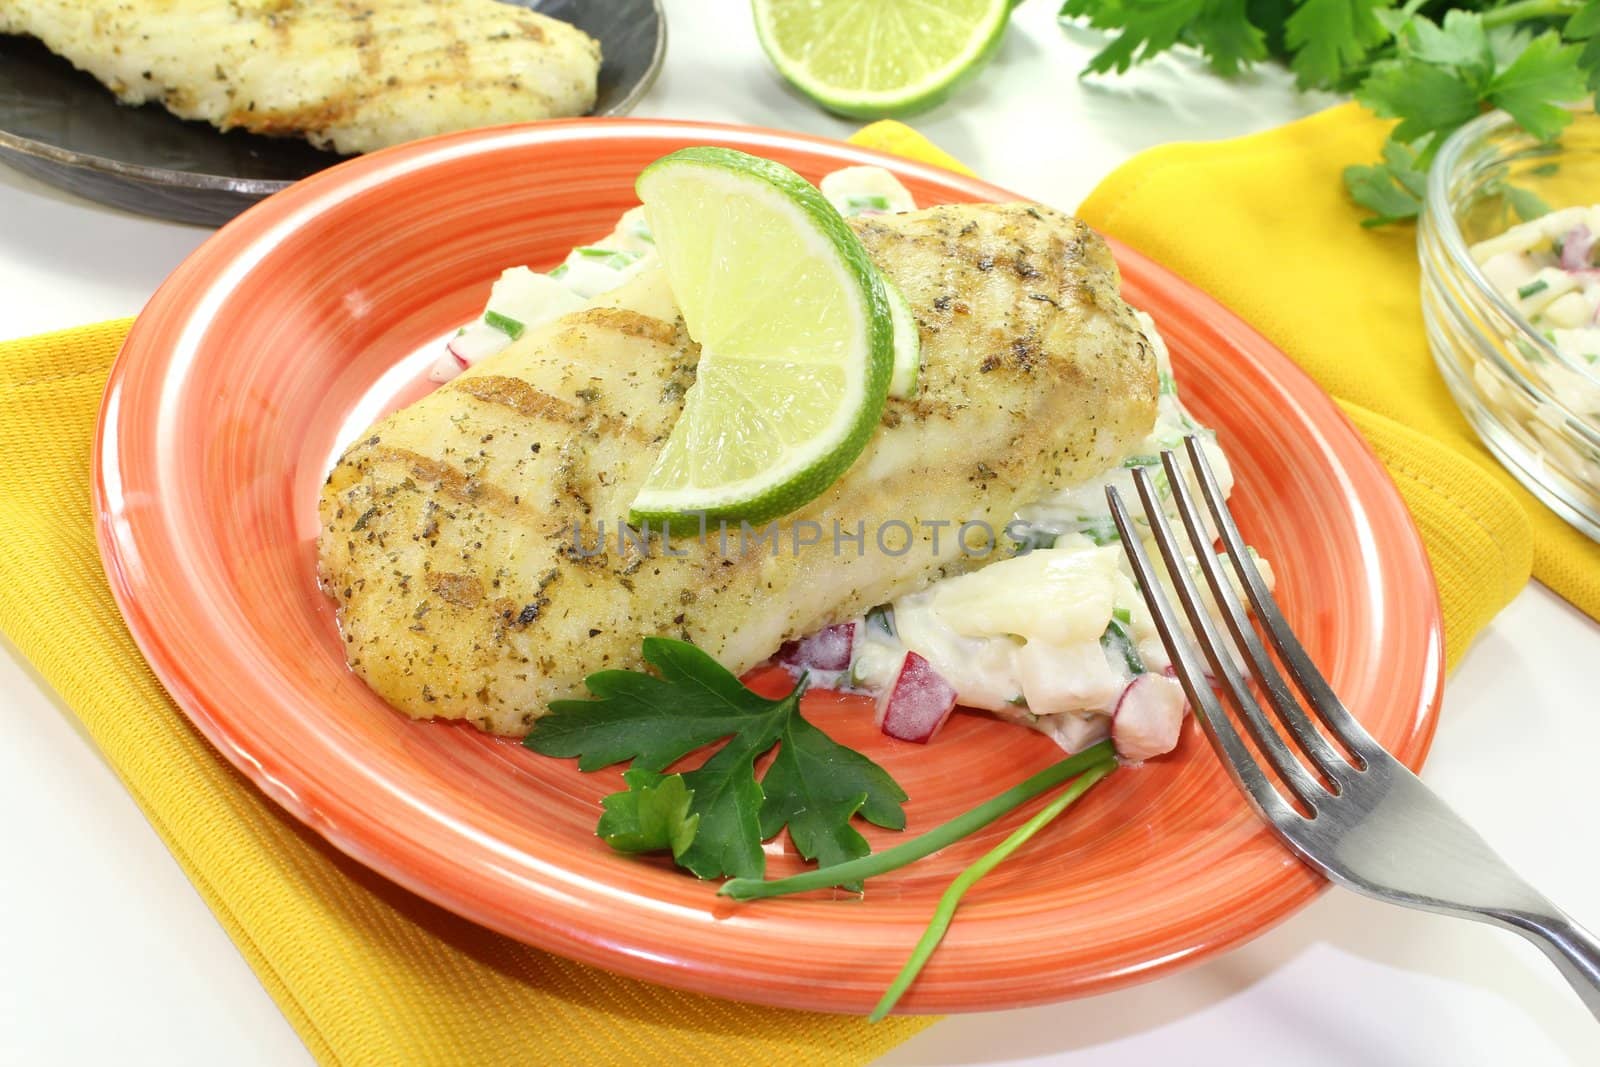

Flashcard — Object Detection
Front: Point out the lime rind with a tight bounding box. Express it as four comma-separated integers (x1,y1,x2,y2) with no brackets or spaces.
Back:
882,277,920,398
751,0,1012,119
628,147,894,528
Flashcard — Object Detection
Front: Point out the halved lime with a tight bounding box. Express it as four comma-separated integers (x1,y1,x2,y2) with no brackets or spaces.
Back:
629,147,894,527
752,0,1012,119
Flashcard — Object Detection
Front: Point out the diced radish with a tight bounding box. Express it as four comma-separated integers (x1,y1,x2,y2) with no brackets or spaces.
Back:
1562,224,1596,272
1111,674,1188,761
876,651,959,743
776,622,856,672
448,320,514,366
427,351,466,383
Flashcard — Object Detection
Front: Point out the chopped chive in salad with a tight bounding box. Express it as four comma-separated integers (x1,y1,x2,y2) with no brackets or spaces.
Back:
1010,526,1060,553
626,217,655,244
866,603,896,636
846,194,892,212
573,246,643,269
484,310,526,340
1076,516,1120,545
1517,278,1550,300
1515,337,1548,365
1100,620,1145,676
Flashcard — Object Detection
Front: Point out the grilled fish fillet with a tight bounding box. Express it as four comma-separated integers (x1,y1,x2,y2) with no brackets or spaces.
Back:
0,0,600,154
318,203,1158,735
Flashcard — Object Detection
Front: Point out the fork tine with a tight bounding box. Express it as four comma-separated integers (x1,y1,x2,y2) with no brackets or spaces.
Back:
1182,436,1379,760
1123,468,1327,808
1161,446,1356,783
1106,484,1301,826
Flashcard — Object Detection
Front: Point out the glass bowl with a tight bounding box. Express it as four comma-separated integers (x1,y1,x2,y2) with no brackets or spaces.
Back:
1421,107,1600,542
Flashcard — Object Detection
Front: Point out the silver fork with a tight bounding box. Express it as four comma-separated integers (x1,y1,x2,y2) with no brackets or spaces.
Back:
1105,436,1600,1021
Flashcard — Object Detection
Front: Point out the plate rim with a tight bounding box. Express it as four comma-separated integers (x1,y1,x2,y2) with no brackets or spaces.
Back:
0,0,667,197
92,116,1446,1014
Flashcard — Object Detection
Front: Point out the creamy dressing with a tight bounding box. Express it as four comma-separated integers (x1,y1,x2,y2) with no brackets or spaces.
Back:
819,166,919,216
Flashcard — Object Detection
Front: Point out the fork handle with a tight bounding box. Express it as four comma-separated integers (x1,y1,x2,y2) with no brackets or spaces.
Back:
1502,907,1600,1021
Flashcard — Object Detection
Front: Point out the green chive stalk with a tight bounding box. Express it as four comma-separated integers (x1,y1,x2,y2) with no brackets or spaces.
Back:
719,740,1116,901
869,758,1116,1021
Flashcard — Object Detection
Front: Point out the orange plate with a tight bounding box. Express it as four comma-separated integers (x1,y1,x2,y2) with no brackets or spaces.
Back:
94,119,1443,1015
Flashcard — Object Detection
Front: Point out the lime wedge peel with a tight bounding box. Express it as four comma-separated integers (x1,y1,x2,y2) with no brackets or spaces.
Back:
883,277,920,398
751,0,1013,119
629,147,894,528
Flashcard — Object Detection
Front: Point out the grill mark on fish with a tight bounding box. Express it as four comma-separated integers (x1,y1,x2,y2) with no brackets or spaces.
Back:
342,0,382,76
361,445,519,511
441,9,471,79
232,97,356,139
426,571,483,608
566,307,679,345
450,371,663,448
450,376,580,424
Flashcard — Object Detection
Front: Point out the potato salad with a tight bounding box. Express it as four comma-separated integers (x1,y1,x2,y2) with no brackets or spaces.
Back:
1470,205,1600,426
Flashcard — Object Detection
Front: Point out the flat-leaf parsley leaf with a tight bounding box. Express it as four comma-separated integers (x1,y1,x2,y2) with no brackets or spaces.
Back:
596,768,700,859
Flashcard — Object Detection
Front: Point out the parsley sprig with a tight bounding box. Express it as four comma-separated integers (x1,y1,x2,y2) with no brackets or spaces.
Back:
527,637,1120,1015
525,637,908,880
1060,1,1600,225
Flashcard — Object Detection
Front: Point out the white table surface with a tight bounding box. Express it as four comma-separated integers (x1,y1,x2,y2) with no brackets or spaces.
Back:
2,3,1597,1064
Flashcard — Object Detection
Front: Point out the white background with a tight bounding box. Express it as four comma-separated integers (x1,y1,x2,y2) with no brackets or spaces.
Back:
2,2,1597,1064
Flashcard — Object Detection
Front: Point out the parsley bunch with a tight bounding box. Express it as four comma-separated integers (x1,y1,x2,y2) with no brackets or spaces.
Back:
1060,0,1600,224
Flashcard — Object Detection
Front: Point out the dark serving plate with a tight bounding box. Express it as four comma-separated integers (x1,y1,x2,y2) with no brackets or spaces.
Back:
0,0,665,226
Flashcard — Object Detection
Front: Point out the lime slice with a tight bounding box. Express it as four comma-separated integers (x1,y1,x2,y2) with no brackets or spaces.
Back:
751,0,1012,119
883,277,920,398
629,147,894,527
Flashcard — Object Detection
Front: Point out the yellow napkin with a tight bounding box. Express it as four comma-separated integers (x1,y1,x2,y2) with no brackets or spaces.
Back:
0,322,934,1064
1077,102,1600,639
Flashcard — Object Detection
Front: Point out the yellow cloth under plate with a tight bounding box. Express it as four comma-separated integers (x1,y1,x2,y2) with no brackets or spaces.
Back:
1077,101,1599,638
